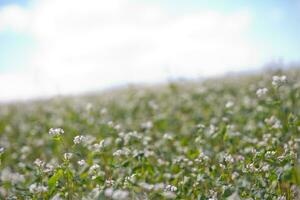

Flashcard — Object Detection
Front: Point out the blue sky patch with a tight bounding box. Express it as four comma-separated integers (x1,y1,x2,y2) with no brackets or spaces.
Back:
0,0,29,7
0,30,35,72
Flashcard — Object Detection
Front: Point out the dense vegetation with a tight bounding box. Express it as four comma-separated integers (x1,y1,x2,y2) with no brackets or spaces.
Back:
0,69,300,199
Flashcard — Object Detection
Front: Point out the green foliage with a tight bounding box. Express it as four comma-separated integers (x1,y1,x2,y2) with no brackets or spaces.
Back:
0,69,300,199
48,169,63,195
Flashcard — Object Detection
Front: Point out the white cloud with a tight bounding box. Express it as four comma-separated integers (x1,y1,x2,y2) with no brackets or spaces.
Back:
0,5,31,32
0,0,264,101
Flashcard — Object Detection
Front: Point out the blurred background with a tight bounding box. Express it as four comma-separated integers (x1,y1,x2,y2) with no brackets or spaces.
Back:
0,0,299,102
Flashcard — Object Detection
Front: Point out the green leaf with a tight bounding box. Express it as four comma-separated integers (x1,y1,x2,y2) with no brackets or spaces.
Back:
48,169,63,194
292,165,300,186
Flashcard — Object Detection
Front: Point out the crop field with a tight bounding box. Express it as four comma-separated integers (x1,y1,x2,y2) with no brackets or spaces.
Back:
0,69,300,200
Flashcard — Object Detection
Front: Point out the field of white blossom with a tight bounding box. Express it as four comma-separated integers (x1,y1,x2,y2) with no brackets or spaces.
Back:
0,69,300,199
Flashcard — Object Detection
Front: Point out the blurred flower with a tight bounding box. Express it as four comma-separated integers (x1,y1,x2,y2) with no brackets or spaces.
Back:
0,147,4,154
34,159,45,168
141,121,153,130
225,101,234,108
256,88,268,97
49,128,64,136
104,188,114,197
64,153,73,160
162,191,176,199
43,163,54,173
224,154,234,164
0,168,25,184
29,183,48,194
105,188,129,200
265,116,282,129
77,159,86,166
113,148,131,157
73,135,87,144
272,75,287,87
277,196,286,200
165,185,177,192
112,190,129,200
89,164,100,173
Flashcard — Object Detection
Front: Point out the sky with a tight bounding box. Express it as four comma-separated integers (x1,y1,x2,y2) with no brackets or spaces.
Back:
0,0,299,102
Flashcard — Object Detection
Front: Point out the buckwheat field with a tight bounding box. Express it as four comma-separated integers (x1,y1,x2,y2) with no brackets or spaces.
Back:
1,70,300,200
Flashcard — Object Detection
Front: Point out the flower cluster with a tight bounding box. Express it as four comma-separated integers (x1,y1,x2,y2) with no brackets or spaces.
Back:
256,87,268,97
73,135,86,144
48,128,64,136
272,75,287,87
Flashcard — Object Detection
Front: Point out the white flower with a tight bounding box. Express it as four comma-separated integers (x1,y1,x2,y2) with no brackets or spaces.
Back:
225,101,234,108
153,183,165,191
141,121,153,129
195,152,209,163
231,172,239,179
125,174,136,183
138,182,154,191
86,103,93,111
89,164,100,172
0,168,25,184
34,159,45,168
162,191,176,199
196,124,205,129
63,153,73,160
272,120,282,129
49,128,64,136
105,179,115,186
100,108,107,114
77,159,86,166
265,116,282,129
265,151,276,158
209,124,218,135
112,190,129,200
148,100,159,110
29,183,48,194
165,185,177,192
114,124,121,130
277,196,286,200
0,147,4,154
73,135,86,144
92,140,105,152
43,164,54,173
51,193,63,200
227,192,241,200
163,133,174,140
219,164,226,169
113,148,131,157
104,188,114,197
246,163,259,173
261,164,270,172
256,88,268,97
272,75,287,87
105,188,129,200
224,154,234,164
107,121,114,127
20,146,31,154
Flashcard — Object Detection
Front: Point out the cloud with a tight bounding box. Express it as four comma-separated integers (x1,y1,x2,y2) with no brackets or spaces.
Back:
0,5,30,32
0,0,262,101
